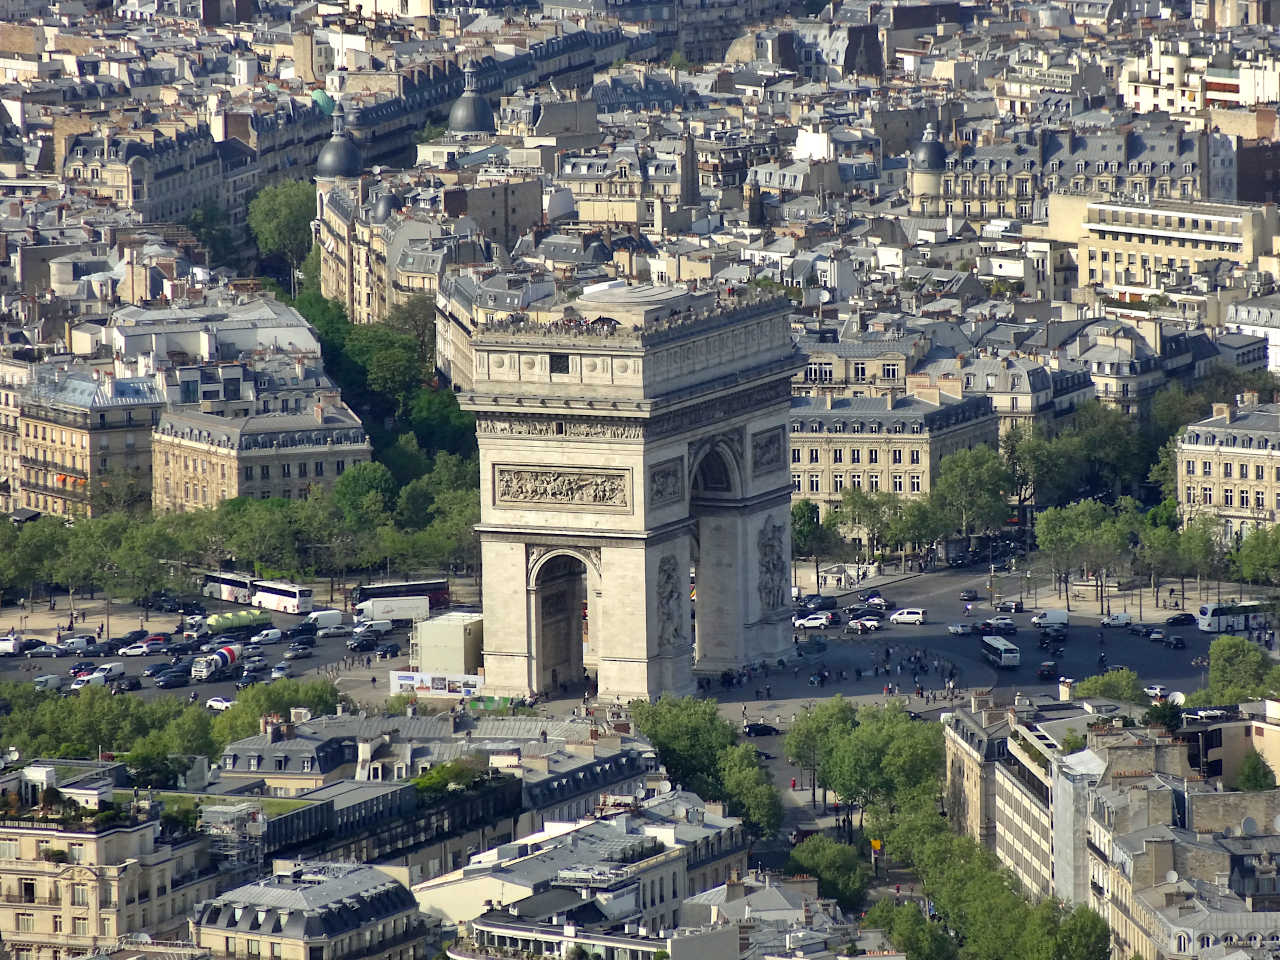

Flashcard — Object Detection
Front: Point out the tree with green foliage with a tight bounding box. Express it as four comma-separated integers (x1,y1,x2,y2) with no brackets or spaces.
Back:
718,743,783,837
209,679,340,751
932,444,1012,538
1073,668,1147,704
630,695,738,799
386,293,437,369
332,462,398,525
1203,634,1276,704
785,835,872,910
836,487,902,560
1142,701,1183,731
414,121,448,143
412,756,487,796
785,696,856,810
823,704,942,816
668,51,693,71
248,180,316,297
185,203,237,267
1237,749,1277,791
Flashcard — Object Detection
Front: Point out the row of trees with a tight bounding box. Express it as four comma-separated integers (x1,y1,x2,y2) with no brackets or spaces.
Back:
0,677,339,786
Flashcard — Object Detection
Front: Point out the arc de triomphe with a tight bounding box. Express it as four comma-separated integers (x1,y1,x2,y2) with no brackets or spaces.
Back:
458,285,800,703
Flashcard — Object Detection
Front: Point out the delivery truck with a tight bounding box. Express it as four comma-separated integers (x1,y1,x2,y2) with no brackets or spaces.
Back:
354,596,430,626
192,644,243,682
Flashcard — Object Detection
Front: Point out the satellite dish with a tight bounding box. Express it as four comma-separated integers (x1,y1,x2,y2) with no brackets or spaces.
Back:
819,290,832,303
136,935,153,944
1244,817,1258,836
1165,870,1179,884
658,780,672,794
1169,691,1186,706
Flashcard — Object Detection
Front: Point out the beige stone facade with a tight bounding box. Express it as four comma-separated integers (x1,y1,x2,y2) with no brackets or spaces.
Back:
460,285,799,702
1175,395,1280,538
151,402,371,512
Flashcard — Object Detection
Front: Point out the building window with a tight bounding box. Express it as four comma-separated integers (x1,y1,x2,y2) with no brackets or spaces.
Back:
1224,463,1233,479
1203,461,1213,477
281,464,291,478
808,475,820,493
1225,489,1234,507
833,475,844,492
791,449,801,464
72,918,88,937
910,449,920,465
71,884,87,907
833,449,843,464
260,466,270,480
910,474,921,493
892,475,903,492
891,449,902,464
1185,459,1195,476
244,466,253,481
298,462,308,479
850,449,861,464
16,914,33,932
868,449,879,465
791,474,801,492
314,462,324,477
868,475,880,492
336,461,345,474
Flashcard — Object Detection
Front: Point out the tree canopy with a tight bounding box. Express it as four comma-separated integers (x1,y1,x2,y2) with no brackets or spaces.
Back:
248,180,316,296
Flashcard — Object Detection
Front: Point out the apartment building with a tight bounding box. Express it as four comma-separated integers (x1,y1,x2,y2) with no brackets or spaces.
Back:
191,862,430,960
913,356,1096,436
1048,193,1280,299
788,386,999,521
19,371,164,517
1175,394,1280,538
151,399,371,512
0,358,33,514
0,762,218,960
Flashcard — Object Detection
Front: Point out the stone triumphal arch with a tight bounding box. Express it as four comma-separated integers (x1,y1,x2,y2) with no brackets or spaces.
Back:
458,284,801,703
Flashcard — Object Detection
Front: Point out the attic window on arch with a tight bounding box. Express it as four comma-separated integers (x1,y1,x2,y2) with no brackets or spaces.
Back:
549,353,570,375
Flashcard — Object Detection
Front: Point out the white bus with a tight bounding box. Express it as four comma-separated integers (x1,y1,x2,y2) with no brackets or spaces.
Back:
1197,600,1267,634
202,572,257,605
981,635,1021,669
251,580,314,615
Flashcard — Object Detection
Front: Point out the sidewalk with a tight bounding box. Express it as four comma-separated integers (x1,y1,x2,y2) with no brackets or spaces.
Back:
0,592,174,645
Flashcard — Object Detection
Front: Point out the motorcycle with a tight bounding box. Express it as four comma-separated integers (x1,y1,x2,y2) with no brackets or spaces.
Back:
1052,646,1065,658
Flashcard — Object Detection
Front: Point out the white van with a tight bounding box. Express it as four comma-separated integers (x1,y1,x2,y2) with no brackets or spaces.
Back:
70,673,106,691
92,662,126,682
57,636,92,653
33,674,66,692
889,608,928,625
1100,612,1132,628
352,619,392,638
305,610,343,629
1031,610,1069,629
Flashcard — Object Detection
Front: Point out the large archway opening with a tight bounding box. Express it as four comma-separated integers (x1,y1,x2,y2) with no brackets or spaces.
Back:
690,447,743,673
531,554,587,695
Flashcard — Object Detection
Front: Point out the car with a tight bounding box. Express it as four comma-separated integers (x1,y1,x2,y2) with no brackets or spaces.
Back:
153,671,189,688
743,723,780,737
243,655,267,671
1143,683,1169,699
889,608,927,625
803,595,838,612
864,596,889,610
283,645,313,661
754,749,775,761
1148,629,1167,643
980,617,1017,636
318,625,353,639
121,640,167,657
850,616,883,631
205,696,235,712
376,642,401,659
165,639,196,655
995,599,1024,613
235,674,262,691
948,622,975,635
856,589,882,602
110,676,141,693
143,634,170,645
142,661,171,677
1166,612,1196,626
66,660,97,677
1042,623,1069,640
1037,661,1059,680
1127,623,1154,638
82,643,113,657
270,663,292,679
286,621,318,638
287,634,316,648
797,593,822,608
120,629,149,645
346,635,377,652
793,612,832,629
1165,636,1187,650
959,589,981,602
1101,612,1133,628
178,601,206,616
26,644,65,658
251,628,282,645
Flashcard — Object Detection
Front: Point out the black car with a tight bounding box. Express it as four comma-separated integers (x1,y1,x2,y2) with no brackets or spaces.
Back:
804,595,838,612
66,660,96,676
1166,612,1196,626
1127,623,1154,638
995,599,1024,613
142,661,170,678
236,670,265,690
979,619,1018,636
111,676,141,693
959,589,981,602
856,589,882,602
743,723,780,737
153,670,189,688
178,600,206,616
121,629,149,645
287,634,316,648
286,621,317,638
1165,636,1187,649
166,639,197,655
346,635,377,653
81,643,112,657
1036,661,1058,680
376,642,401,658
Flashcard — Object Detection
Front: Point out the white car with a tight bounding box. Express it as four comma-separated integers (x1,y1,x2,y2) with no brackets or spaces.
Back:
793,612,831,629
1143,684,1169,700
852,616,882,631
251,628,282,645
889,608,927,625
205,696,235,712
1101,612,1133,628
864,596,889,610
120,640,166,657
948,623,974,635
270,663,292,679
989,616,1017,629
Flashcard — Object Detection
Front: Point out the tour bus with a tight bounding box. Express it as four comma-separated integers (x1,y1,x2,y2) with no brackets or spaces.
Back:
1197,600,1267,634
351,579,450,609
202,572,257,605
251,580,314,615
981,635,1021,669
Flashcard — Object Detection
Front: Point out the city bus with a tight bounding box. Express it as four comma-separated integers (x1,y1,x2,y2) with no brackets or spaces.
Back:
1197,600,1267,634
981,635,1021,669
202,572,257,605
351,579,449,609
251,580,314,615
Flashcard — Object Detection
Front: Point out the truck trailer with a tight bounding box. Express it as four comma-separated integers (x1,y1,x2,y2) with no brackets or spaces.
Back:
354,596,430,626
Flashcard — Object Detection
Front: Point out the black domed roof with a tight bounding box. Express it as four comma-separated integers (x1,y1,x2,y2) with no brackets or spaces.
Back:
371,193,402,223
912,124,946,172
448,61,495,134
316,102,362,179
